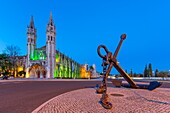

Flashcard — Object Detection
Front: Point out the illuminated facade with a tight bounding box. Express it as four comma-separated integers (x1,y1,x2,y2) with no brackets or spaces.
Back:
24,14,81,78
80,64,98,78
0,13,98,78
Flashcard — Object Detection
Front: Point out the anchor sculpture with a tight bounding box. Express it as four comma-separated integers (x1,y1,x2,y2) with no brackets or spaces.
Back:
96,34,162,109
96,34,137,109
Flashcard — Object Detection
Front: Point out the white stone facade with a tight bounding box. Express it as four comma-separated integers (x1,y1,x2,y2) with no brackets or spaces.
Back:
26,14,56,78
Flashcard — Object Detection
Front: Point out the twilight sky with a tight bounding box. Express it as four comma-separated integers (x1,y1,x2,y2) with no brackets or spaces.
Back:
0,0,170,74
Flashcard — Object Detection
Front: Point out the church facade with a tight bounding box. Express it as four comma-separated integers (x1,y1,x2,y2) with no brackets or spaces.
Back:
25,14,81,78
0,13,98,79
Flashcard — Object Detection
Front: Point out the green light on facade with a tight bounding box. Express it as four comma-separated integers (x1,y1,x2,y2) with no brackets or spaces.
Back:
54,68,57,78
30,50,46,60
56,54,60,62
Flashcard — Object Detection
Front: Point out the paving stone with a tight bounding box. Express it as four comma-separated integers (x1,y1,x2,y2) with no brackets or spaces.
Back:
33,82,170,113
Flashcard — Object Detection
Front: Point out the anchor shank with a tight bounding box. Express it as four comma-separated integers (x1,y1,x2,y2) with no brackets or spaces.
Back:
113,62,138,88
105,63,114,78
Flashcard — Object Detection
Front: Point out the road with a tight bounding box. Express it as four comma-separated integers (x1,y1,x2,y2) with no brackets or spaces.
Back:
0,80,101,113
0,79,169,113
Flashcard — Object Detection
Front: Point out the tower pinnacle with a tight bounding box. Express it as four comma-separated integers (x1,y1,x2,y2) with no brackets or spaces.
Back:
46,12,56,33
49,12,54,26
30,16,35,29
27,16,36,35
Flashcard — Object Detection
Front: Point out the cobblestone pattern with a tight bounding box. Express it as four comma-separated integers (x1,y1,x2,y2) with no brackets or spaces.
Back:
35,84,170,113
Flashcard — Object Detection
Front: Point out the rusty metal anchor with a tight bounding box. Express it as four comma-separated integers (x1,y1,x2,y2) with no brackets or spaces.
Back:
96,34,162,109
96,34,138,109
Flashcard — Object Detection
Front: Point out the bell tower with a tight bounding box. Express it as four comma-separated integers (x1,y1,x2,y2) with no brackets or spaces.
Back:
27,16,37,67
46,13,56,78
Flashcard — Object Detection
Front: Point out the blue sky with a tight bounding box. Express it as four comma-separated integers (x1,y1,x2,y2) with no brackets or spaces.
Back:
0,0,170,74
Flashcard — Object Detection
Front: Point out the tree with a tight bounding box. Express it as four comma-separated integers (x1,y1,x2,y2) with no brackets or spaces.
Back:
148,63,153,77
158,71,168,80
130,69,133,77
0,53,11,75
3,45,21,76
144,65,148,77
155,69,159,77
168,71,170,77
138,74,144,77
4,45,21,56
133,73,137,77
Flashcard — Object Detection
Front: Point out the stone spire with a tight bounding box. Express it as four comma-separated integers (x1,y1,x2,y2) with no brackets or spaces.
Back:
49,12,54,26
30,16,35,29
27,16,36,35
46,12,56,33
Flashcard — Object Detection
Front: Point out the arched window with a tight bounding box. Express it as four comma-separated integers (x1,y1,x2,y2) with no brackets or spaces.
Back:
39,51,44,60
31,38,33,43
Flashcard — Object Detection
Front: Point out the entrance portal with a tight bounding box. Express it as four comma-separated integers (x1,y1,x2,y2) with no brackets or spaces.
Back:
28,64,47,78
